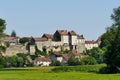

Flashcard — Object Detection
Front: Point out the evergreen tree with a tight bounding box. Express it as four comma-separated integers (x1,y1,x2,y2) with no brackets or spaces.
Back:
11,30,16,37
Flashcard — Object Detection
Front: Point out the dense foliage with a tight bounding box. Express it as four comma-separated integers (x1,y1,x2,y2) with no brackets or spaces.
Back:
19,37,29,45
81,57,97,65
68,57,81,66
100,6,120,73
85,47,104,64
50,60,62,66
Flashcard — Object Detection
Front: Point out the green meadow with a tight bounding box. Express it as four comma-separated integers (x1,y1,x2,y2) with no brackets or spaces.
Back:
0,66,120,80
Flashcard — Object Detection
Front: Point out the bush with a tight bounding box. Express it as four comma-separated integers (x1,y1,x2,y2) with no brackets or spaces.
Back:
99,66,119,74
0,57,6,68
81,57,97,65
50,60,62,66
68,57,81,66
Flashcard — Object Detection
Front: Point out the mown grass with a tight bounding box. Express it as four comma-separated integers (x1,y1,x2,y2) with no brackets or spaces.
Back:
0,65,120,80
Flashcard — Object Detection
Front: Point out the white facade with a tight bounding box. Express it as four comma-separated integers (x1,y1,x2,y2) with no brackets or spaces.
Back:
85,43,98,50
61,35,69,44
71,35,77,45
56,57,63,62
77,39,85,44
34,61,51,66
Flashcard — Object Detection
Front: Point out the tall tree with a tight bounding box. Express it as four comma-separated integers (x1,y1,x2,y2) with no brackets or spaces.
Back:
105,23,120,73
104,6,120,73
0,18,7,56
111,7,120,23
0,18,6,33
0,18,6,39
11,30,16,37
100,7,120,49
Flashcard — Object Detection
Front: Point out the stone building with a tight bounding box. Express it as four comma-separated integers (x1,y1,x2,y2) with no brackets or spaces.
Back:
29,30,87,54
3,30,100,56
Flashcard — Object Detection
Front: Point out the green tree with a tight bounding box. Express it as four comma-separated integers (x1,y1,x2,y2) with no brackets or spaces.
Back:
111,6,120,23
8,56,18,67
103,6,120,73
81,57,97,65
17,56,24,67
0,57,6,68
0,18,7,56
0,46,6,56
86,47,104,64
11,30,16,37
105,23,120,73
100,25,117,48
0,18,6,34
19,37,29,45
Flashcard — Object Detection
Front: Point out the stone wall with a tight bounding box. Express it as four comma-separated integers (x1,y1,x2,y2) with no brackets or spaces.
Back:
4,45,28,56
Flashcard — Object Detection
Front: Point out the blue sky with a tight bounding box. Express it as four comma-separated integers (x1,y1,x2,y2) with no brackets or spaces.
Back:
0,0,120,40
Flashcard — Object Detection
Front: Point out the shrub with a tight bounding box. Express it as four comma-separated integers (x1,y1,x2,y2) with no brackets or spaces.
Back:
68,57,81,66
99,66,119,74
81,57,97,65
50,60,62,66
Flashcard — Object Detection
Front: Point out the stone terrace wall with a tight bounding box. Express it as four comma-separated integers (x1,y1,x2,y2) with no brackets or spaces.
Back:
4,45,28,56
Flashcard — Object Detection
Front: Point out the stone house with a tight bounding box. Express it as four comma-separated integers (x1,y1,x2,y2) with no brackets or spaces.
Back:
42,33,53,41
61,54,69,64
4,37,19,45
50,52,63,62
34,57,51,66
85,40,99,50
50,51,69,64
68,50,80,58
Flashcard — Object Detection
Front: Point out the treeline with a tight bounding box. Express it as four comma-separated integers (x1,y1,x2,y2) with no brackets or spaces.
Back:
0,53,33,68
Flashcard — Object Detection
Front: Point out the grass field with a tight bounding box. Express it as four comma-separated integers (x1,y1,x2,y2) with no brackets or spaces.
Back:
0,67,120,80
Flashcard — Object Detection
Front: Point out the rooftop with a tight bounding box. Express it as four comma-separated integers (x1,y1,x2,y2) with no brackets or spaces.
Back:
34,37,48,41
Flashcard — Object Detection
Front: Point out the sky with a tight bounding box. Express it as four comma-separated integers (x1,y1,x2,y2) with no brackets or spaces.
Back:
0,0,120,40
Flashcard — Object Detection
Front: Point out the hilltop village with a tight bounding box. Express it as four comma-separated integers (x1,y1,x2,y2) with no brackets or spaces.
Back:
3,30,100,66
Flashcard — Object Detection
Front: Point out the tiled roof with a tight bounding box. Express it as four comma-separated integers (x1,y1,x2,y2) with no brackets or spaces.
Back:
70,50,80,56
36,57,51,62
57,30,68,35
42,33,53,39
34,37,47,41
68,31,76,35
85,40,97,44
4,37,19,41
77,35,84,39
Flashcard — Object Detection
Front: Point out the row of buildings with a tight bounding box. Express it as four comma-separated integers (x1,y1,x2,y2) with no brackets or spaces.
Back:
3,30,100,56
3,30,101,66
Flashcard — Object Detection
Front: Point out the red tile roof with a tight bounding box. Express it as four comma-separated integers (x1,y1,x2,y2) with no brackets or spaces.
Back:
68,31,76,35
85,40,97,44
42,33,53,39
57,30,68,35
77,35,84,39
36,57,51,62
34,37,47,41
4,37,19,41
70,50,80,56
